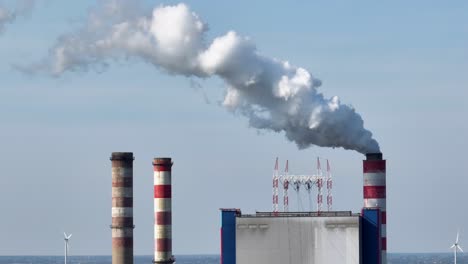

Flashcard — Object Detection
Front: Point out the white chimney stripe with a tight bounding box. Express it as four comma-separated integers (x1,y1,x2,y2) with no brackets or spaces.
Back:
364,198,386,209
154,171,172,185
112,228,133,238
155,252,172,261
154,225,172,239
154,198,172,212
363,172,386,186
112,187,133,198
112,167,133,178
112,207,133,217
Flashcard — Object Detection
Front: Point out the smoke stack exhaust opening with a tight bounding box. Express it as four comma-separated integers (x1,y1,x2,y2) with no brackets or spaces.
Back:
366,152,383,160
111,152,134,161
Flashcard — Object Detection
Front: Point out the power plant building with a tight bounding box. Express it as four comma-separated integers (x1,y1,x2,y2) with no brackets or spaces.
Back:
221,209,380,264
220,153,386,264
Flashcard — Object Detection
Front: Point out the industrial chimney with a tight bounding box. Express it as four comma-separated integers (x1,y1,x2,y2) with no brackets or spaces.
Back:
153,158,175,264
363,152,386,264
110,152,135,264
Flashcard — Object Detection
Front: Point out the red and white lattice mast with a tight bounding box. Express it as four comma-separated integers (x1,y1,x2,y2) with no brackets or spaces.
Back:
316,158,323,213
283,160,290,212
272,158,279,214
304,176,314,211
272,157,333,213
326,159,333,211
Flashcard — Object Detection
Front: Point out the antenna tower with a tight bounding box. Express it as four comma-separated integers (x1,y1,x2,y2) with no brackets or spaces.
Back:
326,159,333,211
272,157,333,213
272,158,279,214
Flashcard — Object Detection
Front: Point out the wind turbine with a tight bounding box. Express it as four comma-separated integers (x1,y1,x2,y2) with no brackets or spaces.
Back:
64,232,72,264
451,231,463,264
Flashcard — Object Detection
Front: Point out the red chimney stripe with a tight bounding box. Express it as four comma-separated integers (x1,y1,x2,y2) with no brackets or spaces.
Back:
363,186,386,198
112,181,133,187
112,217,133,227
154,185,172,198
112,197,133,207
363,160,386,173
112,237,133,247
381,211,387,224
155,212,172,225
155,238,172,251
154,165,172,172
381,237,387,250
112,177,133,187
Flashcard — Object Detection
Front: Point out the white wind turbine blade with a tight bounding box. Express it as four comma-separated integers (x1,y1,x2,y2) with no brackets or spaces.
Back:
457,245,463,252
451,244,456,249
64,232,67,239
456,231,460,244
67,234,72,239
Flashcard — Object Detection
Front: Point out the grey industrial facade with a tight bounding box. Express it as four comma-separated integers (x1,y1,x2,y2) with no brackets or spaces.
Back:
221,208,381,264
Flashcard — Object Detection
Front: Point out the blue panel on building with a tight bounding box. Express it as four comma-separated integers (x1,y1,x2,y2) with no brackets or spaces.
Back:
361,208,381,264
220,209,239,264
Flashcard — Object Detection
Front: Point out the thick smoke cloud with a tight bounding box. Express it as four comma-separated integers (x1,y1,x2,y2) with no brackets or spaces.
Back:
0,0,35,33
22,0,380,154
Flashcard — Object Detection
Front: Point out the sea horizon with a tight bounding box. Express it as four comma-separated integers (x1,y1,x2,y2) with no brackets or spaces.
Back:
0,252,461,256
0,253,466,264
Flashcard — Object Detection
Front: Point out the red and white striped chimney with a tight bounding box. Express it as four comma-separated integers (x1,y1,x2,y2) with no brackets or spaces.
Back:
110,152,134,264
153,158,175,264
363,152,387,264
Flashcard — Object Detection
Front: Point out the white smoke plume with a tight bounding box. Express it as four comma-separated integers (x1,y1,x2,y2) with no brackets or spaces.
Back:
22,0,380,154
0,0,35,33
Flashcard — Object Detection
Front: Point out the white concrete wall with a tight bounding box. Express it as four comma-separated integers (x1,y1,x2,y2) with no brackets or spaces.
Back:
236,216,360,264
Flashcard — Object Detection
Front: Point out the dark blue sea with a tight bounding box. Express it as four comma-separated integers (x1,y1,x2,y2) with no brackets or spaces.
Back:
0,254,466,264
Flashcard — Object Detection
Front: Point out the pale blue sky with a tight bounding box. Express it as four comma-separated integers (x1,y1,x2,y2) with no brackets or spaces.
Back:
0,0,467,255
